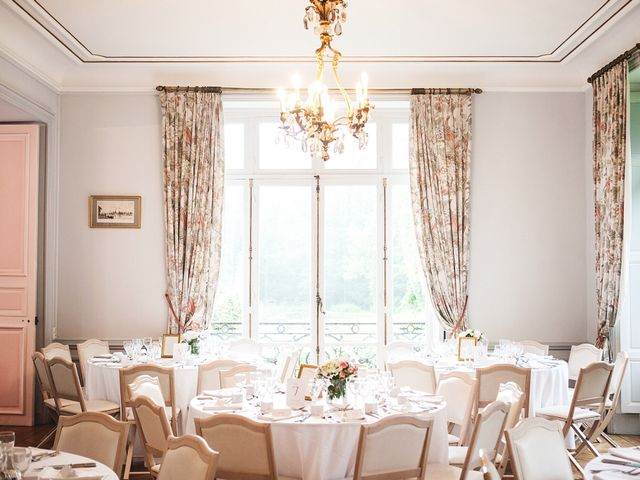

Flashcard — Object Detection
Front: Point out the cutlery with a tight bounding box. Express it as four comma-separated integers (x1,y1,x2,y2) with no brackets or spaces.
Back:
603,459,640,469
590,467,640,475
32,451,59,462
32,462,97,471
295,414,312,423
366,412,380,419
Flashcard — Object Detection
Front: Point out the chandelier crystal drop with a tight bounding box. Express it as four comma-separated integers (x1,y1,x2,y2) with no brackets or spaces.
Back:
277,0,373,162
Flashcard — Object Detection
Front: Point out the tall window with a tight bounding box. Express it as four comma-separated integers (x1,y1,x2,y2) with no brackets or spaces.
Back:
211,100,437,366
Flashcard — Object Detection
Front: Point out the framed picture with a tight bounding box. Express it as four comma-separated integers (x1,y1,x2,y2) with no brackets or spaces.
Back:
161,334,180,358
458,336,477,361
89,195,141,228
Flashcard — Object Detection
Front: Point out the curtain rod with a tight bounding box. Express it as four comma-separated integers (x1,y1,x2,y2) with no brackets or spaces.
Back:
587,43,640,83
156,86,482,94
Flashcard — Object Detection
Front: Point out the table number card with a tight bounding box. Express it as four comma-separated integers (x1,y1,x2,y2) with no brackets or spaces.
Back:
286,378,306,409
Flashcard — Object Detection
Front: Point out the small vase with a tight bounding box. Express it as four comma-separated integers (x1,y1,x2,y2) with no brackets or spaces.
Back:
190,341,200,356
327,378,347,401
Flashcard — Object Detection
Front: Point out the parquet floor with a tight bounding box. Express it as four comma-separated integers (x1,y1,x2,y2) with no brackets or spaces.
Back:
2,422,639,479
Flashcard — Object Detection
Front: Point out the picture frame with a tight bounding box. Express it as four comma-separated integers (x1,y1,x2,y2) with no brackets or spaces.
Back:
458,336,477,361
89,195,141,228
161,334,180,358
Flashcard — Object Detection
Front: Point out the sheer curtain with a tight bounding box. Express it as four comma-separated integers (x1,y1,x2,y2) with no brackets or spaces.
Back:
409,93,473,333
592,62,628,356
160,89,225,332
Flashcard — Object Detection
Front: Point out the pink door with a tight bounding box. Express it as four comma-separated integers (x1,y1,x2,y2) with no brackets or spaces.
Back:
0,124,39,426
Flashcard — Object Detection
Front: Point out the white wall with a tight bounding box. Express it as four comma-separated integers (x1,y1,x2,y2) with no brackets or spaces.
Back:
469,92,590,343
57,94,167,340
55,91,593,344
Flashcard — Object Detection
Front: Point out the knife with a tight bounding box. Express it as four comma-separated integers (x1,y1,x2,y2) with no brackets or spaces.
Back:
603,458,640,468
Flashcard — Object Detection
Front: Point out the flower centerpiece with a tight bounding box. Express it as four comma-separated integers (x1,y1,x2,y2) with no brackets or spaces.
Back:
181,330,201,356
317,359,358,401
459,329,486,343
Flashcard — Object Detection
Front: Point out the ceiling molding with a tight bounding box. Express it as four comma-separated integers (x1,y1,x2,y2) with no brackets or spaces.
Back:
8,0,636,65
0,43,60,93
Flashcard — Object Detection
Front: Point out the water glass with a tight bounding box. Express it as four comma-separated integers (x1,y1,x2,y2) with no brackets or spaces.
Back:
10,447,31,479
0,431,15,471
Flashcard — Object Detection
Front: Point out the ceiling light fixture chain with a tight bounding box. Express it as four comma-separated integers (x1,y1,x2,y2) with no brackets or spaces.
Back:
278,0,373,162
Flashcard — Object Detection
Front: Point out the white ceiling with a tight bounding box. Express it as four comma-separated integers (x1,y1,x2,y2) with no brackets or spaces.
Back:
1,0,639,91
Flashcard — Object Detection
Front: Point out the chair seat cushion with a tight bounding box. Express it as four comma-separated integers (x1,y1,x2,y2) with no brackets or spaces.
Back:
424,464,483,479
448,433,460,445
60,399,120,415
150,465,161,474
44,398,78,410
449,446,467,465
536,405,601,421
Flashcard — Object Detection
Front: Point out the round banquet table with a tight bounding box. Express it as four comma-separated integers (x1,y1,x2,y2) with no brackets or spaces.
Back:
24,449,118,480
583,448,640,479
186,392,449,480
85,357,199,433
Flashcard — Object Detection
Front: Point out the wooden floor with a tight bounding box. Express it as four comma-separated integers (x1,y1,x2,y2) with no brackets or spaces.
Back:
3,422,639,479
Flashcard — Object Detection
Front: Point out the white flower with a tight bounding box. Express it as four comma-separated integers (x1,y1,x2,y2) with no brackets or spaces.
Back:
181,331,200,343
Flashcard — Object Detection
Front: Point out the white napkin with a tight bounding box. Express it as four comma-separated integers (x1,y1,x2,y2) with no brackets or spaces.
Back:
202,403,243,411
202,388,237,398
26,466,102,480
340,409,366,422
610,448,640,464
257,410,302,422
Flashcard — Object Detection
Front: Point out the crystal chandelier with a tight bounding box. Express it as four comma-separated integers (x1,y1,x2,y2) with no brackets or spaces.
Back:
277,0,373,162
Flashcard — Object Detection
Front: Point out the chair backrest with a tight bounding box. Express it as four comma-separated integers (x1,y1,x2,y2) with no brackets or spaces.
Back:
42,342,72,361
197,359,242,393
219,364,258,389
77,339,109,383
436,371,477,445
130,396,173,459
157,435,219,480
353,414,432,480
383,341,415,362
572,361,612,408
479,449,501,480
519,341,549,356
476,364,531,416
607,351,629,405
568,343,603,381
127,375,166,407
495,382,525,431
505,418,573,480
387,361,437,394
460,401,510,477
48,357,86,410
53,412,129,474
195,414,277,480
228,338,262,359
32,352,54,400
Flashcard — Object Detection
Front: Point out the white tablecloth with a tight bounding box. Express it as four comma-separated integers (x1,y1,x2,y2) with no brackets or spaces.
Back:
85,358,198,433
187,395,449,480
25,449,118,480
584,449,640,479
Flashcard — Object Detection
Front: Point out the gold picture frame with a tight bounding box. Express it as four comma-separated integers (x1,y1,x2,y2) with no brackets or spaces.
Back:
161,334,181,358
458,336,477,361
89,195,141,228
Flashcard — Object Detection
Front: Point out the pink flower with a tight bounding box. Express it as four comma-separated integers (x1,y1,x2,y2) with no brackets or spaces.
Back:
340,362,348,368
339,371,345,378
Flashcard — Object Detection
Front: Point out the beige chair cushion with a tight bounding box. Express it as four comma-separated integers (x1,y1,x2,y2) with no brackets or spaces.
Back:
44,398,78,410
449,446,467,465
536,405,600,421
60,399,120,415
423,464,484,479
448,433,460,445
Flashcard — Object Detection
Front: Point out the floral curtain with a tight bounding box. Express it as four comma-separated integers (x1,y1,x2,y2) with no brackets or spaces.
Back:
409,93,472,333
592,61,627,356
160,89,225,332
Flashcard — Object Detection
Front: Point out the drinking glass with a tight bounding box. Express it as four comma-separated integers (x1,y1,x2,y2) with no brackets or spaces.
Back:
0,431,15,472
10,447,31,479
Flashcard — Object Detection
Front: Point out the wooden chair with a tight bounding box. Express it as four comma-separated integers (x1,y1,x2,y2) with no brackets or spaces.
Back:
195,413,277,480
53,412,129,476
382,341,415,363
479,449,501,480
387,360,437,394
32,352,78,447
42,342,72,361
353,414,433,480
127,375,167,407
156,435,219,480
567,343,603,382
436,371,477,446
228,338,262,359
505,418,573,480
77,339,110,384
536,362,612,470
493,382,525,475
219,364,258,389
130,396,174,478
519,341,549,356
476,364,531,417
197,359,241,393
426,401,510,480
47,357,120,415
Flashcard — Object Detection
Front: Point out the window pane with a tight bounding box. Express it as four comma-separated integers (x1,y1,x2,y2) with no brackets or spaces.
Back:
224,124,244,170
391,185,427,342
257,186,312,344
392,123,409,169
211,185,245,339
324,124,377,169
324,185,377,365
259,123,311,169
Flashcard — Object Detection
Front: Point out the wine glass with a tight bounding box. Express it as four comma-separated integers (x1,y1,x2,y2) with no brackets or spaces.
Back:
123,341,133,360
10,447,31,479
0,431,15,472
